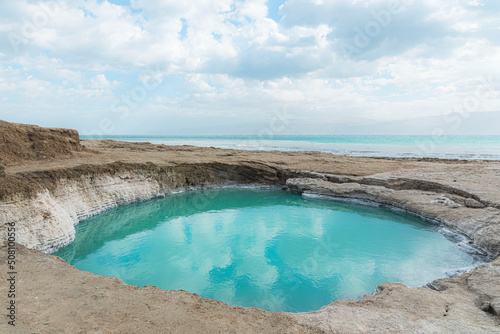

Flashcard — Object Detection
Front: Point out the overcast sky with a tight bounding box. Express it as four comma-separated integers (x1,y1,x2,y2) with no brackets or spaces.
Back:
0,0,499,135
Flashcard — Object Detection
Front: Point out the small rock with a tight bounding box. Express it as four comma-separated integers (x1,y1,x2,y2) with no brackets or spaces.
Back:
0,165,5,177
445,267,471,278
376,282,406,293
480,302,490,311
431,196,460,208
426,280,448,291
490,298,500,316
464,198,486,209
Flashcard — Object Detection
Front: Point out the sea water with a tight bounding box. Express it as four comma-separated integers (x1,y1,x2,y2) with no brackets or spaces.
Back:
80,135,500,160
53,188,479,312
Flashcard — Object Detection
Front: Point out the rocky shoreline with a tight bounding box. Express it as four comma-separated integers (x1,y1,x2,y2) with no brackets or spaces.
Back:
1,121,500,333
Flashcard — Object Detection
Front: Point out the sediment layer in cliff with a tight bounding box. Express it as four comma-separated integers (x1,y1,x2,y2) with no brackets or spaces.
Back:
1,161,283,253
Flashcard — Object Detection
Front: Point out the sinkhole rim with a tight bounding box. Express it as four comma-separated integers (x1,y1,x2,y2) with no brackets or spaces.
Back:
51,185,490,313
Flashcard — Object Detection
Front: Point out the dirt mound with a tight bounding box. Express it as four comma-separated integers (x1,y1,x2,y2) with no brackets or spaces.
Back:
0,120,84,165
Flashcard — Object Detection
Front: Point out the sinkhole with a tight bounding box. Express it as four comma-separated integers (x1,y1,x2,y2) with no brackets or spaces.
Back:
52,188,480,312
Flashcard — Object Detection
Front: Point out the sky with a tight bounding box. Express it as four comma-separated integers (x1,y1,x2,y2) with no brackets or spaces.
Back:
0,0,499,135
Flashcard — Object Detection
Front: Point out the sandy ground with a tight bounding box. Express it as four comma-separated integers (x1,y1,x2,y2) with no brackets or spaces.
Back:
4,139,492,174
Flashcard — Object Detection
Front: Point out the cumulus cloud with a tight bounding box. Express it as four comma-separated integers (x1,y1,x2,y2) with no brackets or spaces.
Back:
0,0,499,134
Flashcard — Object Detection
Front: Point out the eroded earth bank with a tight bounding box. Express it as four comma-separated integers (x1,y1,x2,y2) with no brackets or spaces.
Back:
1,120,500,333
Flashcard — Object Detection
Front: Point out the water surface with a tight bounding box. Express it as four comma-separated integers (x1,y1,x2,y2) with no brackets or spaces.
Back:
81,134,500,160
54,188,478,312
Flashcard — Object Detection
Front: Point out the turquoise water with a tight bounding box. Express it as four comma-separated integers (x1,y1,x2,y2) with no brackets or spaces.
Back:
80,135,500,160
53,188,478,312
